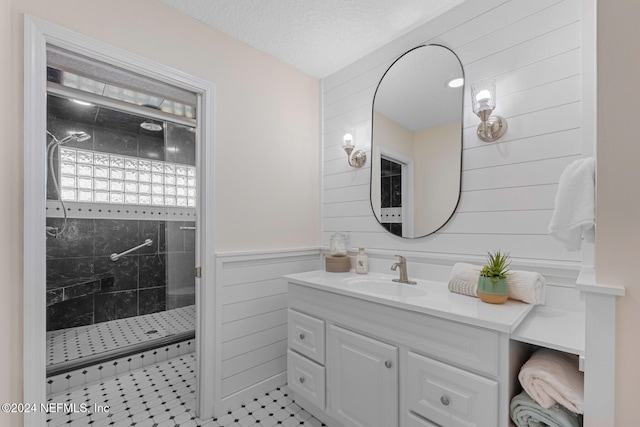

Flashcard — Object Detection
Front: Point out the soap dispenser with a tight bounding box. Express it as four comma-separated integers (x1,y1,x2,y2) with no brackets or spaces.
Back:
355,248,369,274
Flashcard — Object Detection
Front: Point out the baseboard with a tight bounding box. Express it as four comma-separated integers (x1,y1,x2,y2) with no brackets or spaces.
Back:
217,372,288,417
293,392,341,427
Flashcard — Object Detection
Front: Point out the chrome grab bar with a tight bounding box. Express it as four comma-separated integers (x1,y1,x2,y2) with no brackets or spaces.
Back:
110,239,153,261
179,226,196,230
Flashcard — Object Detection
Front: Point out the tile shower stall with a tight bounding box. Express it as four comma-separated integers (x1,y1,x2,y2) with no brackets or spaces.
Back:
46,218,195,330
45,76,198,381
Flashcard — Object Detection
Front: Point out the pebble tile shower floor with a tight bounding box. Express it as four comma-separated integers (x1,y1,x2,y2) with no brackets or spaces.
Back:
46,353,325,426
47,306,195,366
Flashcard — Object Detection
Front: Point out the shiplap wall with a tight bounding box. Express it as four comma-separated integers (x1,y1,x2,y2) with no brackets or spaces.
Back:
214,249,321,413
323,0,583,269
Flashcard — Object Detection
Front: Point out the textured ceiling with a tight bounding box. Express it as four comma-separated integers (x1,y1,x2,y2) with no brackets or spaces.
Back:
157,0,466,78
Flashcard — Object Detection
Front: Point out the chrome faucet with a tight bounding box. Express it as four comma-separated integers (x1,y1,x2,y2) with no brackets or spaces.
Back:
391,255,416,285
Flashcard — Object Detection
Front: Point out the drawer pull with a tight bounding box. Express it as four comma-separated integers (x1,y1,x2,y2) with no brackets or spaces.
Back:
440,395,450,406
385,360,393,369
299,376,305,384
299,333,305,340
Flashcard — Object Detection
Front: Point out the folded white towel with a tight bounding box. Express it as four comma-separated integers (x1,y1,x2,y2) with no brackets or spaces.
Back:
518,348,584,414
448,263,546,305
548,157,595,251
510,391,581,427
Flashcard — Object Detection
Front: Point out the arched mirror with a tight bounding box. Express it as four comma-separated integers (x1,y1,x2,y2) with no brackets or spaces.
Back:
371,44,463,238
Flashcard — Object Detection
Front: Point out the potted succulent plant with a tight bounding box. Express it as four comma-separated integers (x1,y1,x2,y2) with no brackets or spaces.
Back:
477,251,511,304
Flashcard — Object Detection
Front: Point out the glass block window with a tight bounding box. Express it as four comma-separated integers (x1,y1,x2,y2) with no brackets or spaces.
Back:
58,148,196,207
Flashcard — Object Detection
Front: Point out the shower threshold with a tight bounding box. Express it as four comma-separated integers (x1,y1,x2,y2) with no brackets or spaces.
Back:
46,305,195,377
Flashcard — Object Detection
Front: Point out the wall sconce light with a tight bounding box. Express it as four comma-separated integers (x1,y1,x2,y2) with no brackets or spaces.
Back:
342,132,366,168
471,79,507,142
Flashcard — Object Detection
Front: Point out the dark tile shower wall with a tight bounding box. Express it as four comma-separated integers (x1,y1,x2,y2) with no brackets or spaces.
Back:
46,97,197,332
46,219,196,331
380,158,403,236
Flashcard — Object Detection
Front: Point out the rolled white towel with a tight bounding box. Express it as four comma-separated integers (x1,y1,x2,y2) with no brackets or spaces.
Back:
448,263,483,297
518,348,584,414
507,269,546,305
448,262,546,305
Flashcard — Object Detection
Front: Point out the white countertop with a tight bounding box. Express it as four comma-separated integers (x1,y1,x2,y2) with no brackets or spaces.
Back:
284,270,534,333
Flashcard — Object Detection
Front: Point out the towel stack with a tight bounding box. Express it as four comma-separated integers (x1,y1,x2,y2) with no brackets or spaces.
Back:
447,263,546,305
511,348,584,427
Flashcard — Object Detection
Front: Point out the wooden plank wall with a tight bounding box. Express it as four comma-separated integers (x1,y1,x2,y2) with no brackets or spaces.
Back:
212,0,584,413
322,0,583,267
215,249,321,411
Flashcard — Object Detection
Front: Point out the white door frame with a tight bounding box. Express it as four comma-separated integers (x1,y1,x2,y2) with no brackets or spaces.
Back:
23,15,216,425
379,146,414,238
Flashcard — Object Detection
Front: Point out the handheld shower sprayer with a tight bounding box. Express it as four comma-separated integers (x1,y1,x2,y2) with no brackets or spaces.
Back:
46,130,92,238
60,132,91,144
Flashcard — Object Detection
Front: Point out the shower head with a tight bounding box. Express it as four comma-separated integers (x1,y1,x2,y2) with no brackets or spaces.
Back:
59,131,91,144
45,130,90,239
47,130,91,146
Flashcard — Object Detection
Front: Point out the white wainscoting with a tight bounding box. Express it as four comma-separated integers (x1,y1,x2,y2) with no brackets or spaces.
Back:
214,249,321,414
321,0,583,268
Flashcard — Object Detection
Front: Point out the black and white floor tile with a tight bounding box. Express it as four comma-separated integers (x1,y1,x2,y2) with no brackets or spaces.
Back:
47,340,195,396
46,353,325,427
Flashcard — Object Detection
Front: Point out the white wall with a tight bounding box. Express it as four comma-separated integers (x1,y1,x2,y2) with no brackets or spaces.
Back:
413,121,461,236
595,0,640,425
323,0,582,273
0,1,22,425
1,0,320,425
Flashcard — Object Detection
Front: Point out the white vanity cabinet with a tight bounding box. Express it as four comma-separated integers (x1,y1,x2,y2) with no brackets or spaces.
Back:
327,325,398,427
285,271,533,427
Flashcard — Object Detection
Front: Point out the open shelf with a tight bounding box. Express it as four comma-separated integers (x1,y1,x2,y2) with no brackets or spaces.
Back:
511,305,585,357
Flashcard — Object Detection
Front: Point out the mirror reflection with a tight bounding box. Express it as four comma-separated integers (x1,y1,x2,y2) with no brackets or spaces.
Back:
371,45,463,238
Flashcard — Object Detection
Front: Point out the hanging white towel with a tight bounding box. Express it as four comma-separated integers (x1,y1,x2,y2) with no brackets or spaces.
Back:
548,157,595,251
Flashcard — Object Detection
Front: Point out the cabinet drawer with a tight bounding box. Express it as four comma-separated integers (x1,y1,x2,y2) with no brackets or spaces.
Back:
288,309,325,364
287,349,325,409
407,412,439,427
407,351,498,427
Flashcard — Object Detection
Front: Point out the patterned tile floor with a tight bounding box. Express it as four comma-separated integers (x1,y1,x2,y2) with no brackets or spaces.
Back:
47,306,195,366
47,353,325,426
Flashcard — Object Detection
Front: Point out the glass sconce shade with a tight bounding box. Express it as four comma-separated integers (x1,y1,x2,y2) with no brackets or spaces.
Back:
342,133,354,150
470,78,507,142
341,131,366,168
471,79,496,116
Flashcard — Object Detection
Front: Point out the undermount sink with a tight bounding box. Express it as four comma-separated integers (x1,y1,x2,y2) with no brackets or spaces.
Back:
344,277,427,298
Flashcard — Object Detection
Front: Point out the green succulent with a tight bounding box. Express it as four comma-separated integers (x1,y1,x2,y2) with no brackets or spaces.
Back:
480,250,511,282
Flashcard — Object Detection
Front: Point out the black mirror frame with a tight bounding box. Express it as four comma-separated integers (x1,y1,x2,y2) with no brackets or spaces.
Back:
370,44,464,239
